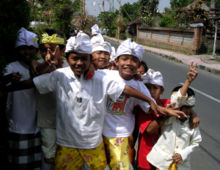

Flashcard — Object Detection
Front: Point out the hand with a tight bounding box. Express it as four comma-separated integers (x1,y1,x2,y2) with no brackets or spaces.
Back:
166,102,176,109
158,106,187,118
45,45,61,67
189,115,200,129
84,64,95,80
187,62,198,83
149,100,159,117
172,153,183,163
10,72,23,83
30,60,40,76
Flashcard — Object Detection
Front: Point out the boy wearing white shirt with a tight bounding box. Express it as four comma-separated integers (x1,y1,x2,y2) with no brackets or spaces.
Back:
147,63,202,170
103,39,186,170
103,39,154,170
33,31,162,170
4,27,41,170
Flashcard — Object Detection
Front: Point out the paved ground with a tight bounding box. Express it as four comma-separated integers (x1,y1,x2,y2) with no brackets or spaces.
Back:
104,36,220,75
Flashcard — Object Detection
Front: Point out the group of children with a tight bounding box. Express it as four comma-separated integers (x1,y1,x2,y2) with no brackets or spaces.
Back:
1,24,202,170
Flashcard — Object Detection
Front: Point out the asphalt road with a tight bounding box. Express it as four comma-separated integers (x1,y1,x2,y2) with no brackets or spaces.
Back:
109,40,220,170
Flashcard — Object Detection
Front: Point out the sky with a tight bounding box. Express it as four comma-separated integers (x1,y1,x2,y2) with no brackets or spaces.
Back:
86,0,171,17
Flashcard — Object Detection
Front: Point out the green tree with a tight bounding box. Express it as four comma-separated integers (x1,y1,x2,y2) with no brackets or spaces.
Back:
170,0,194,9
98,11,118,37
159,13,178,28
121,2,141,21
52,0,74,38
29,0,75,38
140,0,159,26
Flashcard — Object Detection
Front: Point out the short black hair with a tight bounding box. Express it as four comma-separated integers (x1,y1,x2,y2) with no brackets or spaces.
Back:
172,85,195,97
140,61,148,72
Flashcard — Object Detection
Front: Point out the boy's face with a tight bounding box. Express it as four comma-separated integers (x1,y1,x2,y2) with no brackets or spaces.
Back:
40,43,57,59
137,64,146,76
146,83,163,101
115,55,140,80
67,52,91,77
17,46,37,64
92,51,110,69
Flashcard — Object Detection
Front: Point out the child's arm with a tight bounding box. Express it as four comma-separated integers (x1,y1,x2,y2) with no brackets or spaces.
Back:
173,127,202,162
180,62,198,96
123,85,186,118
189,110,200,129
5,79,35,92
146,116,168,134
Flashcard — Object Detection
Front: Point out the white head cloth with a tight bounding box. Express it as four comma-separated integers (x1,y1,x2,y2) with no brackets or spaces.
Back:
116,38,144,61
142,68,164,87
65,31,92,54
91,24,101,35
110,46,116,62
91,33,104,45
92,41,112,54
15,27,39,48
170,89,196,107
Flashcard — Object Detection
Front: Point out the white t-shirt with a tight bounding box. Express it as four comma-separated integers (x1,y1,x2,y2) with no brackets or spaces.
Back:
33,68,125,149
4,61,38,134
103,71,153,138
36,58,69,128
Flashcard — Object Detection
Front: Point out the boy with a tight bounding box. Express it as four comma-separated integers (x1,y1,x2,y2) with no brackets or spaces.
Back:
36,30,66,167
32,31,164,170
137,69,166,170
147,63,202,170
92,39,112,70
103,39,186,170
137,61,148,76
4,27,41,170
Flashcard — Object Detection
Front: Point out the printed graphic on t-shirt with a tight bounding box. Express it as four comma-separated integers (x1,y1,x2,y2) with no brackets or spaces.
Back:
106,95,129,115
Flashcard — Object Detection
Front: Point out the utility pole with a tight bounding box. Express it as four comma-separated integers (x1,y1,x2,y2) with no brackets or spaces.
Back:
116,0,122,40
211,0,217,58
80,0,86,30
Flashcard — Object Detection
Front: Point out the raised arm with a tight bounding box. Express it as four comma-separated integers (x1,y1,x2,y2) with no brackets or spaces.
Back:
180,62,198,96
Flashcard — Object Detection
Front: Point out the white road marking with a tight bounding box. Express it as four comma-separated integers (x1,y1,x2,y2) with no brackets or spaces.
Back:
179,82,220,104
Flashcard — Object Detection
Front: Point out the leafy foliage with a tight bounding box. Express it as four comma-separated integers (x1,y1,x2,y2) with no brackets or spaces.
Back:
28,0,75,38
121,2,141,22
160,0,214,30
159,13,178,28
140,0,159,26
98,11,118,37
170,0,194,9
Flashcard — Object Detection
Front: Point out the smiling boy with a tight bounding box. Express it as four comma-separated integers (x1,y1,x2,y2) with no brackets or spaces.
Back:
32,31,168,170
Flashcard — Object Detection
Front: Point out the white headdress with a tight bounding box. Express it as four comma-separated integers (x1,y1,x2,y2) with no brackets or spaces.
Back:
91,24,101,35
65,31,92,54
92,41,112,54
91,33,104,45
15,27,38,48
142,68,164,87
116,38,144,61
110,46,116,62
171,90,196,107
